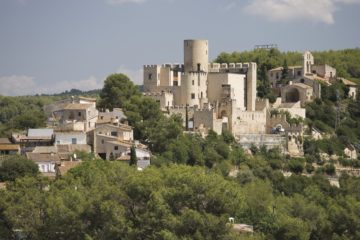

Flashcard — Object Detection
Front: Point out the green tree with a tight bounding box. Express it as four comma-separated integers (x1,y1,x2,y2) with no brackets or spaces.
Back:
288,158,305,174
0,156,39,181
129,145,137,166
98,73,140,110
281,59,289,84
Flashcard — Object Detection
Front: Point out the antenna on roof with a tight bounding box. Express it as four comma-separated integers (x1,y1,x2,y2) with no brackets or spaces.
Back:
254,44,278,50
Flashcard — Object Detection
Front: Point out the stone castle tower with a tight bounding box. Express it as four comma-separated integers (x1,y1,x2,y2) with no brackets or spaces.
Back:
180,40,209,107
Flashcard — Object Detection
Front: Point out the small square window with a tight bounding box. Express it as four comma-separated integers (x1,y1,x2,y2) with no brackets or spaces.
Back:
114,146,118,150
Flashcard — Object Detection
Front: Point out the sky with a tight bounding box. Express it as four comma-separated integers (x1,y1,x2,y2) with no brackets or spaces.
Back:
0,0,360,96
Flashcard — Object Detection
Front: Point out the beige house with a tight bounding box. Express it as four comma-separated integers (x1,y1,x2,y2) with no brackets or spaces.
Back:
344,145,358,160
98,108,128,125
268,65,303,86
26,152,60,177
338,78,358,100
281,82,313,106
53,103,98,132
94,123,134,159
269,51,358,103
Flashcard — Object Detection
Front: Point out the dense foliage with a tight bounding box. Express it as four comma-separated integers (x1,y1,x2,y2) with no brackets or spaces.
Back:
0,96,50,137
98,74,141,110
1,153,360,239
0,155,39,181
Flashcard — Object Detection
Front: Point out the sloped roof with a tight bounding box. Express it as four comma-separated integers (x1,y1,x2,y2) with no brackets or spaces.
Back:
0,138,11,144
270,65,303,71
28,129,54,137
56,161,82,176
96,123,132,131
63,103,94,110
78,96,97,102
26,152,60,162
57,144,91,153
33,146,57,153
292,82,312,89
107,140,133,148
0,144,20,151
339,78,357,86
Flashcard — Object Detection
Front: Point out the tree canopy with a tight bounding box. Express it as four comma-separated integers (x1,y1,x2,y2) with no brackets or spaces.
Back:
98,73,141,110
0,155,39,181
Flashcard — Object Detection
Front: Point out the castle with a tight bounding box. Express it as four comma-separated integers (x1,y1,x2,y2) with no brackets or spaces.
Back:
143,40,304,155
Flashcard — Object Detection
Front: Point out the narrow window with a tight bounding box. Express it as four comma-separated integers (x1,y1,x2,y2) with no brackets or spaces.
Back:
192,80,194,86
78,112,81,117
191,93,195,99
148,73,152,80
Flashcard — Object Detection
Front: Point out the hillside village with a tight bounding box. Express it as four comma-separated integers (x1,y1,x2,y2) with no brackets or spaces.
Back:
0,96,151,177
0,42,360,239
0,40,359,182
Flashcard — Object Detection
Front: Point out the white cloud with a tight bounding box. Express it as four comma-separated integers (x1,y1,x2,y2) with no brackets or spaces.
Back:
0,69,144,96
0,75,104,96
242,0,360,24
47,76,104,94
0,75,37,96
115,65,143,85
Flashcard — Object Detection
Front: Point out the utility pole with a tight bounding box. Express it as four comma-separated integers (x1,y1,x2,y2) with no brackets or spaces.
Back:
335,89,341,129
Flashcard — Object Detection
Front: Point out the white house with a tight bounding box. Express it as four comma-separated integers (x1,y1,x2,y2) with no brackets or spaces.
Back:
26,152,60,177
54,131,87,145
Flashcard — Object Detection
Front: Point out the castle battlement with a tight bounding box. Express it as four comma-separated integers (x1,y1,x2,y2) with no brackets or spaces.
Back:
144,64,184,70
208,62,255,70
187,71,207,76
144,64,159,69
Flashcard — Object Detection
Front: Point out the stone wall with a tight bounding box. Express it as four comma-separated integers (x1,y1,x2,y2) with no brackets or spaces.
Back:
237,134,286,152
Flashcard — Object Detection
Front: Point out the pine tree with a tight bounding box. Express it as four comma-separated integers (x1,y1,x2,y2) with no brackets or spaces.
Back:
281,59,289,84
129,145,137,167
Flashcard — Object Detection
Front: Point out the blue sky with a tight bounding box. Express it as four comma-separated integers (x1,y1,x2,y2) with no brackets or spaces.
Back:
0,0,360,95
